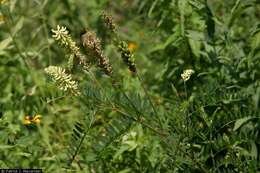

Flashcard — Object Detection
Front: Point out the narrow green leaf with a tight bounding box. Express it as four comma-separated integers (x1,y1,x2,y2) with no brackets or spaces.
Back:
72,129,82,138
250,141,257,159
75,122,84,133
205,2,215,41
148,0,159,18
0,145,14,149
12,16,24,35
15,152,32,157
188,0,205,10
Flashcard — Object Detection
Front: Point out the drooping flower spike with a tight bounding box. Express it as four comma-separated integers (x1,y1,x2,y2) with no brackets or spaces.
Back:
45,66,80,96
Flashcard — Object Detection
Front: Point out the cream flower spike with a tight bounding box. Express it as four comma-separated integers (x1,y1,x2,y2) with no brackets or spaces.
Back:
51,25,89,70
181,69,195,82
45,66,80,96
51,25,69,41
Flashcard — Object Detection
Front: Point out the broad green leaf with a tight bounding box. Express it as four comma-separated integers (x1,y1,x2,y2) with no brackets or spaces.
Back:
250,141,257,159
0,37,12,52
233,117,254,131
186,30,204,41
188,38,201,58
251,31,260,50
113,145,131,160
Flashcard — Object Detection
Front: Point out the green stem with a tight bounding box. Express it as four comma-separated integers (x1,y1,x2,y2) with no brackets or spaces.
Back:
184,81,189,136
67,112,95,167
136,73,163,128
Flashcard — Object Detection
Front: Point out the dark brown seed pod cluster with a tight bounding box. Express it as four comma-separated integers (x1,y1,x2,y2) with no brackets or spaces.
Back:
81,31,113,76
101,11,116,33
118,41,137,73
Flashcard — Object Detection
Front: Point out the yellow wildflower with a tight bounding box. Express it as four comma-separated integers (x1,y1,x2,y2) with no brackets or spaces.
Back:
23,114,42,125
32,115,42,124
128,42,138,52
138,31,144,38
0,15,5,22
0,0,9,4
23,115,32,125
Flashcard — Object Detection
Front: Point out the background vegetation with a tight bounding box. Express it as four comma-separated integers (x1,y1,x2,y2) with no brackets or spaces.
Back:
0,0,259,172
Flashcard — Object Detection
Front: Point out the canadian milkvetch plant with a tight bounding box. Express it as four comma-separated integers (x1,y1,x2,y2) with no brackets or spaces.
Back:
45,18,165,170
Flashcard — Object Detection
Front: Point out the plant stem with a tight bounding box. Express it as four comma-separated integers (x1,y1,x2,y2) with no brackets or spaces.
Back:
184,81,189,136
136,73,163,128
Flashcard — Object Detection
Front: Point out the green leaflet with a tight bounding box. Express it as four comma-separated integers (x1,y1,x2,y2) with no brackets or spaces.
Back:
233,116,256,131
92,115,133,153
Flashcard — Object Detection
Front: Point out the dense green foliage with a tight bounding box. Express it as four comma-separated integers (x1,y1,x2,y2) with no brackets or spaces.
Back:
0,0,259,172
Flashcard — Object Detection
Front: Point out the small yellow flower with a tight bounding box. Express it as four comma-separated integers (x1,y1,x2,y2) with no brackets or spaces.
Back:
0,0,9,4
23,115,32,125
32,115,42,124
128,42,138,52
138,31,144,38
23,114,42,125
0,15,5,22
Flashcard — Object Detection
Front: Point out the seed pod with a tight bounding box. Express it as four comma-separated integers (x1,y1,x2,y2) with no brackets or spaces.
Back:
101,11,116,33
81,31,113,76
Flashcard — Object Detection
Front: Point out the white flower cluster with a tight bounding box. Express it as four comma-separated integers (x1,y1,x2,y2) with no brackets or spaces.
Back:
181,69,195,82
52,25,68,40
44,66,80,96
51,25,79,55
51,25,89,70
